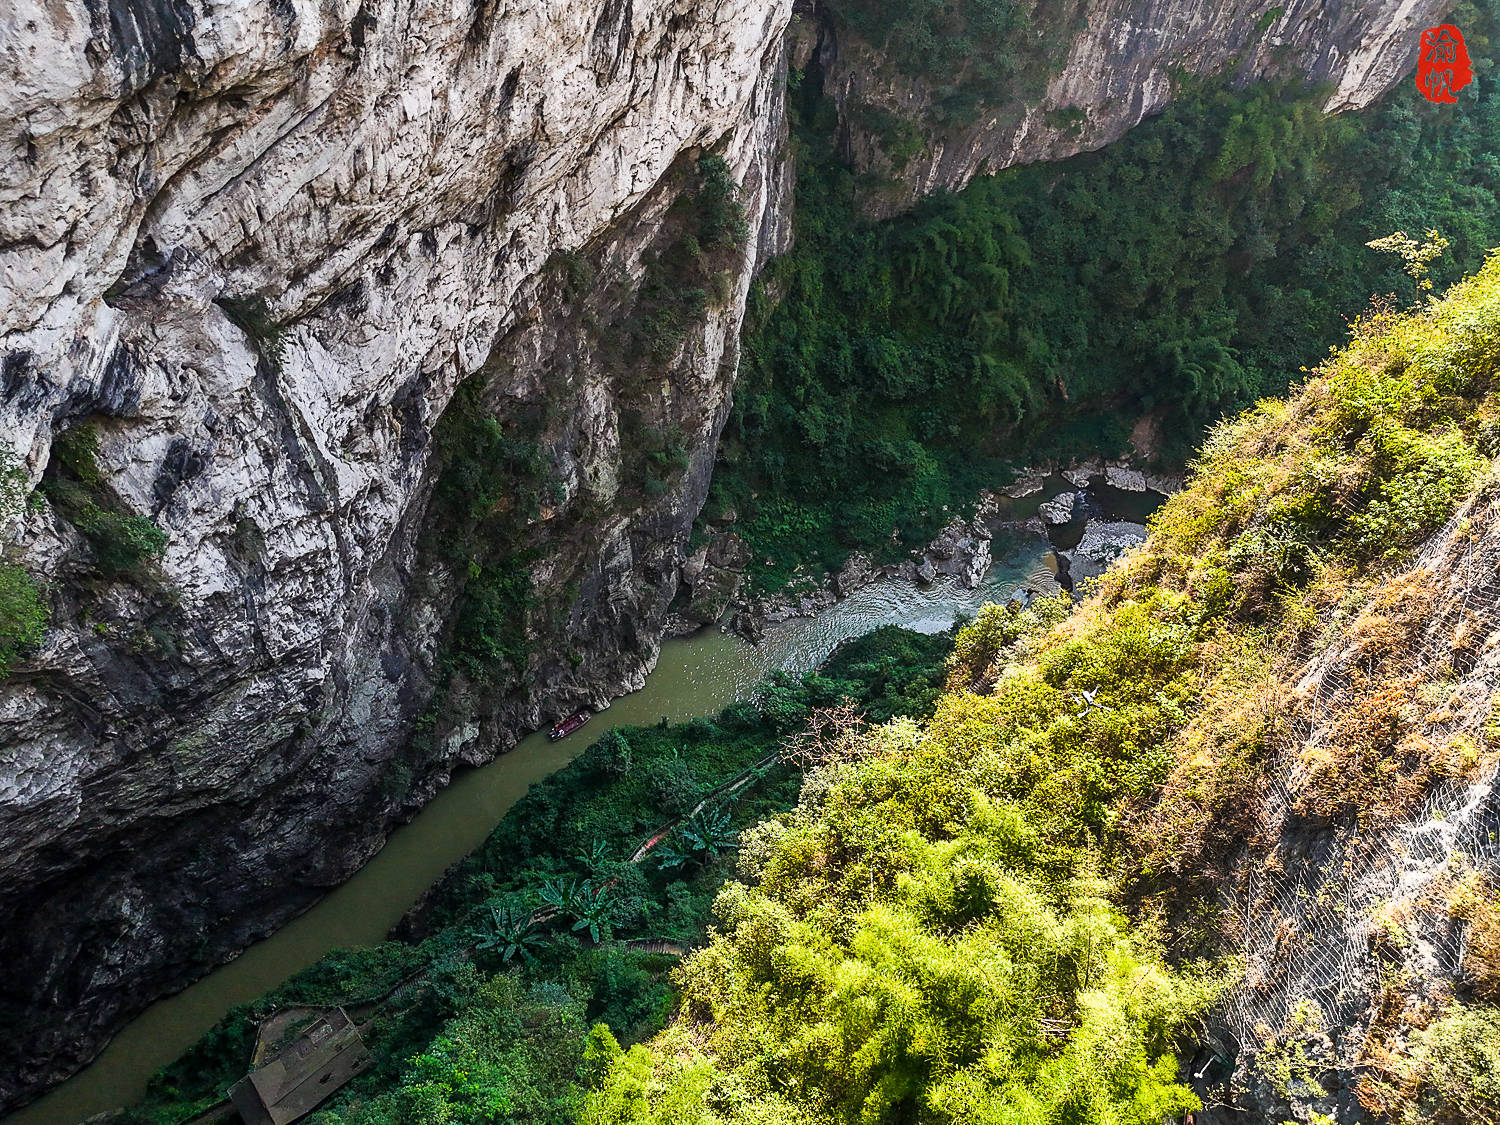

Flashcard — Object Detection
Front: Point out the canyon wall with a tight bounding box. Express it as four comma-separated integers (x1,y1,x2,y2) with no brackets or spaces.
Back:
0,0,795,1105
0,0,1449,1110
815,0,1450,215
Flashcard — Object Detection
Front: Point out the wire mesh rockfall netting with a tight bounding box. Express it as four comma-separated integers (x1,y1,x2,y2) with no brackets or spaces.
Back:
1220,485,1500,1086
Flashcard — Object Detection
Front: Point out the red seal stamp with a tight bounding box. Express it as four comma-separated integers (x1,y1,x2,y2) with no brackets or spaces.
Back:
1417,25,1473,103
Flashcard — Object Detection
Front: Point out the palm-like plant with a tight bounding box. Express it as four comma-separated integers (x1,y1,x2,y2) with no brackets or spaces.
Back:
474,902,547,963
576,838,611,873
654,837,694,871
682,807,738,859
568,880,619,943
537,877,618,943
539,877,585,920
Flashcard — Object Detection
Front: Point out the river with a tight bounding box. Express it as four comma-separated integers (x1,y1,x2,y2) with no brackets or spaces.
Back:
10,530,1062,1125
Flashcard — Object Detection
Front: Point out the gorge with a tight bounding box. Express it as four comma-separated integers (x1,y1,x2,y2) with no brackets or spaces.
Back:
0,0,1490,1120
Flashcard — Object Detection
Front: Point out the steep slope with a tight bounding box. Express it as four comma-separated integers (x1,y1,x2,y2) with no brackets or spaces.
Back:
0,0,1453,1112
584,259,1500,1124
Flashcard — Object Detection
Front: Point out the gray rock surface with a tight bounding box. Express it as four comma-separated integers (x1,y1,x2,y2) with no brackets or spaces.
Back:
1059,520,1149,586
1039,492,1078,526
0,0,795,1106
1003,472,1046,499
1104,464,1149,492
1062,462,1101,488
927,519,991,589
832,551,875,597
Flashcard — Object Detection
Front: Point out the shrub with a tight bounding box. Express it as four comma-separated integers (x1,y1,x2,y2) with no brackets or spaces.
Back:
43,425,170,579
77,503,169,575
0,450,47,675
0,563,47,674
1364,1003,1500,1125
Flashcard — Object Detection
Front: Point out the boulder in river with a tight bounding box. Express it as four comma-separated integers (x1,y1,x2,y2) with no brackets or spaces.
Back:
1038,492,1077,526
1060,521,1148,586
929,529,991,589
1063,459,1102,488
684,566,743,626
834,552,877,597
1104,464,1149,492
1004,471,1046,498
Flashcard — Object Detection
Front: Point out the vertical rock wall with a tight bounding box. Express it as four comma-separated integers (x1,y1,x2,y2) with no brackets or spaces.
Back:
0,0,793,1106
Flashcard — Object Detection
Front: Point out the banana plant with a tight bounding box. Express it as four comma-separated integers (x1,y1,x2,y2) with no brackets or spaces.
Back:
567,880,618,943
538,877,580,913
682,807,737,859
655,837,694,871
538,877,618,943
474,902,547,963
575,838,611,873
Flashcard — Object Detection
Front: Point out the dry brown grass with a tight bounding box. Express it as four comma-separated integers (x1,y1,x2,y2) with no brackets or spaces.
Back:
1448,871,1500,1004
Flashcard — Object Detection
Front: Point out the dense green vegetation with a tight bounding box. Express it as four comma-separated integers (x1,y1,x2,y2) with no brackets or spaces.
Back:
0,563,45,676
41,424,169,579
712,7,1500,589
120,628,952,1125
0,451,46,677
822,0,1085,122
587,255,1500,1124
428,376,554,685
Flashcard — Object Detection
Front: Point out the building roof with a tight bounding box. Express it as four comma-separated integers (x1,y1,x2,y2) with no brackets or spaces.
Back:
228,1007,371,1125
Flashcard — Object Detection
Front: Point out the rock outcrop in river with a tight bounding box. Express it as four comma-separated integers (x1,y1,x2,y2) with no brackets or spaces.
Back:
0,0,1452,1109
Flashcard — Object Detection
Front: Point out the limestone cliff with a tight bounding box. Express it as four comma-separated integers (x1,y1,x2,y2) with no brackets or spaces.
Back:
810,0,1451,216
0,0,793,1106
0,0,1450,1111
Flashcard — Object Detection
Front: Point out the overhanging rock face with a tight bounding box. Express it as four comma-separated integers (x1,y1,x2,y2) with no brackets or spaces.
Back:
0,0,795,1107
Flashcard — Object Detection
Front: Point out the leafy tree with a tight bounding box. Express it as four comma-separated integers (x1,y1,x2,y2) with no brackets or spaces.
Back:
1367,227,1452,293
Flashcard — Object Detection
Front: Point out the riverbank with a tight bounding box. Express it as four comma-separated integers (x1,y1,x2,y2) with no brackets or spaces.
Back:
681,462,1177,643
42,628,963,1125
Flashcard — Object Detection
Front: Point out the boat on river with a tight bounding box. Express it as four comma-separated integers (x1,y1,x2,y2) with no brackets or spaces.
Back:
549,710,591,740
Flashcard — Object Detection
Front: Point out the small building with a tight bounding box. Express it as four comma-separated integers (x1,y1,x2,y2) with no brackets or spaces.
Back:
228,1007,371,1125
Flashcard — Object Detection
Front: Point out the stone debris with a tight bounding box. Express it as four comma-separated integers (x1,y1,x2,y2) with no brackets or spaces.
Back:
1003,472,1046,498
833,552,876,597
1059,521,1148,587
